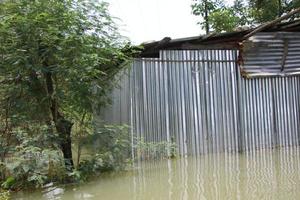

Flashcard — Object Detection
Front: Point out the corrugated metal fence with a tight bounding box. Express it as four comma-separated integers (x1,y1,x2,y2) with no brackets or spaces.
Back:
99,50,300,156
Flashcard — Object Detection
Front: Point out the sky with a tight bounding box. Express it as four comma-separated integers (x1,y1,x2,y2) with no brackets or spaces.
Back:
107,0,202,44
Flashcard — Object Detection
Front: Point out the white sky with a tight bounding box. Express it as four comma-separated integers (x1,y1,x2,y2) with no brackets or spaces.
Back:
107,0,202,44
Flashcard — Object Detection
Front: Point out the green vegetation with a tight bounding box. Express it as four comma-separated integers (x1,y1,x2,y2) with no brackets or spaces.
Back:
0,190,10,200
0,0,140,192
135,137,177,160
192,0,300,33
72,124,132,181
192,0,250,33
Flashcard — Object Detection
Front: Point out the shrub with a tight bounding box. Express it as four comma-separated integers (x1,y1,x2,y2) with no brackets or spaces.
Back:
71,124,132,181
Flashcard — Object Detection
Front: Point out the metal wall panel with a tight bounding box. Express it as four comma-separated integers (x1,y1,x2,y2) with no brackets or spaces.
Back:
242,32,300,77
238,76,300,151
97,70,131,125
98,49,300,157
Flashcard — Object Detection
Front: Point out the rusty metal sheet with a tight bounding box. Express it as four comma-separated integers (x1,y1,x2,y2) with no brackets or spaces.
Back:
241,32,300,78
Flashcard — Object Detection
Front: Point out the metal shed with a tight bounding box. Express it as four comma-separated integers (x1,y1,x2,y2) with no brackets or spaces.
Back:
98,19,300,156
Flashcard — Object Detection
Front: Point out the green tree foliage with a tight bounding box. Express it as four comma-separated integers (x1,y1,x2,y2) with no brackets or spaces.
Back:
249,0,281,22
0,0,138,176
249,0,300,23
208,8,240,32
192,0,300,33
192,0,250,33
191,0,223,33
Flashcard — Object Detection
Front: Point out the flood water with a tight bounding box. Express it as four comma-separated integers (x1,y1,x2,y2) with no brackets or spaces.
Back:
14,147,300,200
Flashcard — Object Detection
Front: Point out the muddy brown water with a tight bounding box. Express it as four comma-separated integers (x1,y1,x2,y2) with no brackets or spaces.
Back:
14,147,300,200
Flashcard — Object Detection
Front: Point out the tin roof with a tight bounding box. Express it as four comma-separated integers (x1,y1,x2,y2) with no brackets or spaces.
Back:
141,19,300,58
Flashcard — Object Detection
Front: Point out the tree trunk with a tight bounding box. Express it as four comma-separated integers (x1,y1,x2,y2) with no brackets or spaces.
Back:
204,0,209,34
56,118,74,168
44,71,74,170
278,0,282,17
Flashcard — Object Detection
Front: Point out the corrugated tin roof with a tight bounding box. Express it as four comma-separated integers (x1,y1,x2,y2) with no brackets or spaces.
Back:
141,19,300,58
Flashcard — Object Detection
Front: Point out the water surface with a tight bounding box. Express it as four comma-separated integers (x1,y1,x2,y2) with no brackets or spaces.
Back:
14,147,300,200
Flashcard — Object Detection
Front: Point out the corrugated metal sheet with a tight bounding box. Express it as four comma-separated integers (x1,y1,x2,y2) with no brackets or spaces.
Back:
238,75,300,151
242,32,300,77
97,71,131,124
98,48,300,157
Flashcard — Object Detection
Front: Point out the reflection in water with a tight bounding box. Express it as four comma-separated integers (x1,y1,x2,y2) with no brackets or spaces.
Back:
15,147,300,200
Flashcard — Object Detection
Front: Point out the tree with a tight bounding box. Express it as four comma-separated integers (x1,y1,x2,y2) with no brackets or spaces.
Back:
249,0,282,23
0,0,137,169
192,0,223,34
208,8,240,33
249,0,300,23
192,0,300,33
192,0,251,33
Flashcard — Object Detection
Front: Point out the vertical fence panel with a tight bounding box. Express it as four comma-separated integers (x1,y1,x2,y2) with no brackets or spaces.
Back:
98,50,300,157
